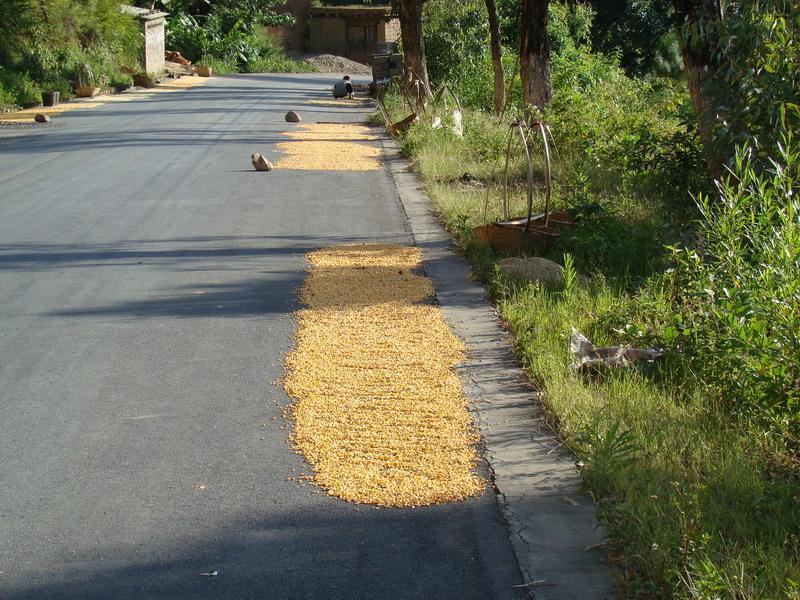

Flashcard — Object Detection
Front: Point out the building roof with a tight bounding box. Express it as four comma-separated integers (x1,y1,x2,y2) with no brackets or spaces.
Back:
309,5,393,16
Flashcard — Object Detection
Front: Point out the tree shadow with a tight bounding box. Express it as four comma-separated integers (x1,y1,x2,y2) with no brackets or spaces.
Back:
2,500,524,600
1,235,451,320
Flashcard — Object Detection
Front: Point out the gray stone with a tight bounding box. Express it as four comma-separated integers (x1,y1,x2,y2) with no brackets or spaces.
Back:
251,153,273,172
285,111,301,123
34,114,51,123
499,256,564,286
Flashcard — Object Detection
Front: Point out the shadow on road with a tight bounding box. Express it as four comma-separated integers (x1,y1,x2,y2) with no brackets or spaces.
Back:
0,235,493,319
3,498,524,600
0,75,373,155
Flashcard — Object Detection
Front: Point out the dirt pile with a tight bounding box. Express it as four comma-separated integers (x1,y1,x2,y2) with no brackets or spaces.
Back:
299,53,372,75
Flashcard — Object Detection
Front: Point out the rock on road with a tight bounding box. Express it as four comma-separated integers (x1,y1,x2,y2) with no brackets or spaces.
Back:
0,74,524,598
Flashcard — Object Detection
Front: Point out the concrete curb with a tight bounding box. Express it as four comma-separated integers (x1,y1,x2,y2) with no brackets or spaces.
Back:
382,138,615,600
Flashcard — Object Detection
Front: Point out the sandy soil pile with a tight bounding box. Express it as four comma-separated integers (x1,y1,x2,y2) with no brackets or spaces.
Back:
299,53,372,75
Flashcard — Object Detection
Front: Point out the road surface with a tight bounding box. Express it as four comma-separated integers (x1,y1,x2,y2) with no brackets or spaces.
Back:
0,74,524,598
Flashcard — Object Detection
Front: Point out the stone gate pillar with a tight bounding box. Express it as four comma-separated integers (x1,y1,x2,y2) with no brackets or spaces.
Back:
139,11,169,77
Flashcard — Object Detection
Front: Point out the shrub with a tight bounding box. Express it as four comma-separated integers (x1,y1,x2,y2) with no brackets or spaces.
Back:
706,0,800,171
196,55,238,75
167,13,308,73
0,83,16,108
166,14,210,63
664,135,800,435
0,68,41,106
0,0,142,103
424,0,489,88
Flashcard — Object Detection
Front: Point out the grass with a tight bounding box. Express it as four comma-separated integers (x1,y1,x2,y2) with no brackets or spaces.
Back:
379,98,800,598
197,53,316,76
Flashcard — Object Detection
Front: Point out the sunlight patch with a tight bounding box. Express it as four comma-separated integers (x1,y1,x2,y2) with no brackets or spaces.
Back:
0,76,209,123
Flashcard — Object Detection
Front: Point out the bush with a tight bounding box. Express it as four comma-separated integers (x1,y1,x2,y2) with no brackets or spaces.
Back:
167,13,310,73
0,0,142,105
0,68,41,106
196,55,238,74
242,29,315,73
424,0,489,88
0,83,16,108
705,0,800,171
663,136,800,435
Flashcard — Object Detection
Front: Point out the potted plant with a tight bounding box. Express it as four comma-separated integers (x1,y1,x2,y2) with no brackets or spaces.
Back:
74,63,101,97
195,62,213,77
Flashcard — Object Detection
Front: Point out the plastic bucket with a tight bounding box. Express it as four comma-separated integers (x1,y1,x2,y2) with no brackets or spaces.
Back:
41,91,60,107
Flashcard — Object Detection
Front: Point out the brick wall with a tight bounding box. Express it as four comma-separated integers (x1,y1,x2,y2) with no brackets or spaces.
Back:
377,18,400,44
269,0,313,51
309,18,347,55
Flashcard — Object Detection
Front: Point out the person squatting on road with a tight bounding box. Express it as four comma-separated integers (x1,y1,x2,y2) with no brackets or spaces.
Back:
332,75,354,99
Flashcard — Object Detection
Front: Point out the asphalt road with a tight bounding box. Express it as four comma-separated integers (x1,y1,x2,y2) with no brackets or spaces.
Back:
0,74,524,598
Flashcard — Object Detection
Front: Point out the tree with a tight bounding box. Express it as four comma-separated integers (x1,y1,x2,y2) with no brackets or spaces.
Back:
484,0,505,112
398,0,430,91
589,0,677,76
153,0,293,27
519,0,551,112
673,0,723,179
0,0,35,62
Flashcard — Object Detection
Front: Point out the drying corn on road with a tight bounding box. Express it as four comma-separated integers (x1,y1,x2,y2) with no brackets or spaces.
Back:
0,74,525,598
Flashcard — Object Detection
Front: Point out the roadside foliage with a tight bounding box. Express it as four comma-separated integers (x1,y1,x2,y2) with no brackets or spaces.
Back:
0,0,310,111
386,0,800,596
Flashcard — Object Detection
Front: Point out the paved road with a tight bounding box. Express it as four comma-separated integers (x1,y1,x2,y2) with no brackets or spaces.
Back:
0,74,523,598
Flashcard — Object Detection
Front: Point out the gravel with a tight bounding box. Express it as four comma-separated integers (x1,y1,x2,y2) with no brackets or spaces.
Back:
297,53,372,75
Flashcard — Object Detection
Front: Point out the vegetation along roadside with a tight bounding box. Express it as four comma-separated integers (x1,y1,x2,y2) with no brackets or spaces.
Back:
382,0,799,597
0,0,311,111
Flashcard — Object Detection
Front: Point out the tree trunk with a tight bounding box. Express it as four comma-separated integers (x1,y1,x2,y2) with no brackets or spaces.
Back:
674,0,723,179
519,0,551,113
484,0,505,113
398,0,429,93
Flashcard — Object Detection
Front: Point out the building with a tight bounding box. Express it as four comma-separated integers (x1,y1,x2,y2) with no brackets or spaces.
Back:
271,2,400,65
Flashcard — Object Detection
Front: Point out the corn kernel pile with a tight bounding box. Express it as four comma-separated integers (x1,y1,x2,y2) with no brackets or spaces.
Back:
284,244,485,507
282,123,381,141
306,98,373,108
275,123,382,170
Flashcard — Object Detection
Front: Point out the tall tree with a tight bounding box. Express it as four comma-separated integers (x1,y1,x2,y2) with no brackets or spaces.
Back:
589,0,676,76
484,0,505,112
399,0,430,91
519,0,551,113
673,0,723,179
0,0,35,62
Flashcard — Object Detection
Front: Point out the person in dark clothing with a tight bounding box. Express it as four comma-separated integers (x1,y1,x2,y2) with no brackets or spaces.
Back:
332,75,354,99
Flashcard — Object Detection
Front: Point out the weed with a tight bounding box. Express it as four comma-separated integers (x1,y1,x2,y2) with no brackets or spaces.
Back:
561,252,576,297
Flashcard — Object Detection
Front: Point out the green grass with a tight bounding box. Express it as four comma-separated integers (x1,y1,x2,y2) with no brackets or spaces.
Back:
195,28,316,75
379,99,800,598
243,56,317,73
492,273,799,598
196,55,239,75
